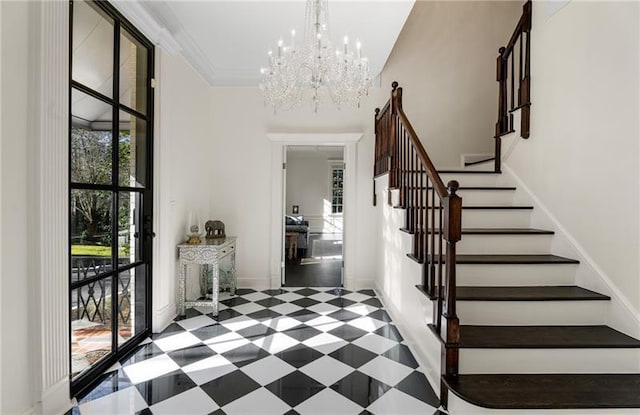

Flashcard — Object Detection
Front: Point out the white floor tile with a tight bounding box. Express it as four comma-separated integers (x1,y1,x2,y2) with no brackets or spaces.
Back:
305,315,344,332
342,292,371,303
149,387,218,415
302,333,348,354
123,353,180,384
242,291,271,302
299,355,354,386
253,333,299,354
270,302,303,315
153,331,202,352
367,388,436,414
352,333,397,355
182,354,236,385
344,303,378,316
274,292,304,302
220,315,260,331
347,316,387,332
240,355,296,385
295,388,363,415
233,302,266,315
78,386,147,415
307,302,340,315
222,387,291,415
307,292,335,303
358,356,414,387
205,332,250,354
262,316,302,332
176,315,217,331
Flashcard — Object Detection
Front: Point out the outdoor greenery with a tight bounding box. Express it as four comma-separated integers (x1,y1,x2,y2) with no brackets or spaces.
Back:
71,127,133,246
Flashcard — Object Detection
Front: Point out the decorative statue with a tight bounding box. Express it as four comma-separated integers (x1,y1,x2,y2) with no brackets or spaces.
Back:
205,220,226,239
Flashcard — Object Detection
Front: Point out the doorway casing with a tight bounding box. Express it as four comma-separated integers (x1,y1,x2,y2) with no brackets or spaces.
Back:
267,133,362,290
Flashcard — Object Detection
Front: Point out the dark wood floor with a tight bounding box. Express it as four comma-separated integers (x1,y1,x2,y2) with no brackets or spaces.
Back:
284,233,342,287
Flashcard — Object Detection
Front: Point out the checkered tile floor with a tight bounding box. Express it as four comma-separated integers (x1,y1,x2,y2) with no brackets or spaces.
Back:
69,287,442,414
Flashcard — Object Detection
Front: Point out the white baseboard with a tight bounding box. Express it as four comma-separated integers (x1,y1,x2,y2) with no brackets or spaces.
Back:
40,377,71,415
503,164,640,338
153,302,176,333
374,284,442,399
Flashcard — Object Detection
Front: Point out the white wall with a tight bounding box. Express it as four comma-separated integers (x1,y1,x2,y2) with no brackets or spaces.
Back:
1,2,34,413
502,1,640,314
380,1,522,167
208,87,387,289
153,51,215,331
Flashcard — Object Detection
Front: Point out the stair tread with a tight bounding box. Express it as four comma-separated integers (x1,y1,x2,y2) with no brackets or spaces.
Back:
459,325,640,348
407,254,579,264
457,285,609,301
400,227,554,235
444,374,640,409
438,170,501,174
393,205,533,210
406,186,516,191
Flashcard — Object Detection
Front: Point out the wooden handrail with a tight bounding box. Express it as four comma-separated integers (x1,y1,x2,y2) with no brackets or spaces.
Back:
373,81,462,409
494,0,532,172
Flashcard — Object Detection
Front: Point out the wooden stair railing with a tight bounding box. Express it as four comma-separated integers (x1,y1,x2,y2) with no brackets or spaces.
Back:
494,0,532,172
374,82,462,408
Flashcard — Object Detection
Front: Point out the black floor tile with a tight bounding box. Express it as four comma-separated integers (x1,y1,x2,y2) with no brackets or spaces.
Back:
287,309,322,323
120,342,164,366
294,288,321,296
326,297,357,308
358,289,376,296
361,298,383,308
291,297,321,308
236,324,277,340
326,308,360,322
395,371,440,407
201,370,260,407
135,370,196,406
383,344,419,369
329,344,377,369
373,324,403,342
246,308,282,321
283,325,323,342
331,371,391,407
274,343,324,368
256,297,286,307
235,288,256,295
212,309,242,322
325,287,351,296
221,343,270,367
367,309,392,323
168,343,217,367
191,324,232,342
150,323,185,340
76,370,133,403
328,324,369,342
263,289,286,296
265,371,325,407
220,297,250,307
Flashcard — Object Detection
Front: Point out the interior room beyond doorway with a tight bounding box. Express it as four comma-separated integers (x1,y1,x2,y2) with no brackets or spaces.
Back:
284,145,344,287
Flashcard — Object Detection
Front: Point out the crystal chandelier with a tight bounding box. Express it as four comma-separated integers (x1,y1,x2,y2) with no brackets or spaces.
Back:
259,0,372,112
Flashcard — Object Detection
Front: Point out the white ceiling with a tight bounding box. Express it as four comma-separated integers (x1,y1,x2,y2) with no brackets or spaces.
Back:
115,0,415,86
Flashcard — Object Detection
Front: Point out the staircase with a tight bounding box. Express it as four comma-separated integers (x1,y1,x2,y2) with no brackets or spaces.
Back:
373,83,640,412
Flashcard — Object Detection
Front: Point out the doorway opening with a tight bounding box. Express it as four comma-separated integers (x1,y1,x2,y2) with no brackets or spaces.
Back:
283,145,344,287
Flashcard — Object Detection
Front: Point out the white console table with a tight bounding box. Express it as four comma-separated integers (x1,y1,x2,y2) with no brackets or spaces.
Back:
177,237,236,316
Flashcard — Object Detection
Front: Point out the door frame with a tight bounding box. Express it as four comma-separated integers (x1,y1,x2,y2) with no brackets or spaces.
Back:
268,133,362,290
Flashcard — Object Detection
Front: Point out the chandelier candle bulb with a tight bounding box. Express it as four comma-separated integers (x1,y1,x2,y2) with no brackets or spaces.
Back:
356,41,362,59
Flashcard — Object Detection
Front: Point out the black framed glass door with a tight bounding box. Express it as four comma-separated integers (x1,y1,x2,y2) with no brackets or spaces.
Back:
69,0,154,396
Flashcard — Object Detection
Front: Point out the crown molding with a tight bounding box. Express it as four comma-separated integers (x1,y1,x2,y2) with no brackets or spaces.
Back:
111,1,182,55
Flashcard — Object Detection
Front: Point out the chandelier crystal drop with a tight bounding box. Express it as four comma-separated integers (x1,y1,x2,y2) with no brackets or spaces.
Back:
259,0,372,112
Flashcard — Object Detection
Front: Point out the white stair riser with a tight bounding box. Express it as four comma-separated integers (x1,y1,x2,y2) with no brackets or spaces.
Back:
463,162,496,171
440,173,512,187
461,210,531,228
457,234,552,254
426,190,516,205
458,301,607,325
459,348,640,374
457,263,577,286
399,209,531,228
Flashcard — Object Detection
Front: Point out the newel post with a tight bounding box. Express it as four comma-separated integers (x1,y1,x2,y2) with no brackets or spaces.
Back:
389,82,401,190
440,180,462,408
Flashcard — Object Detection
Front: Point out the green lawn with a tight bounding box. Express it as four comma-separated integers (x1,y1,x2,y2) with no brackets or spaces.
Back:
72,245,127,257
